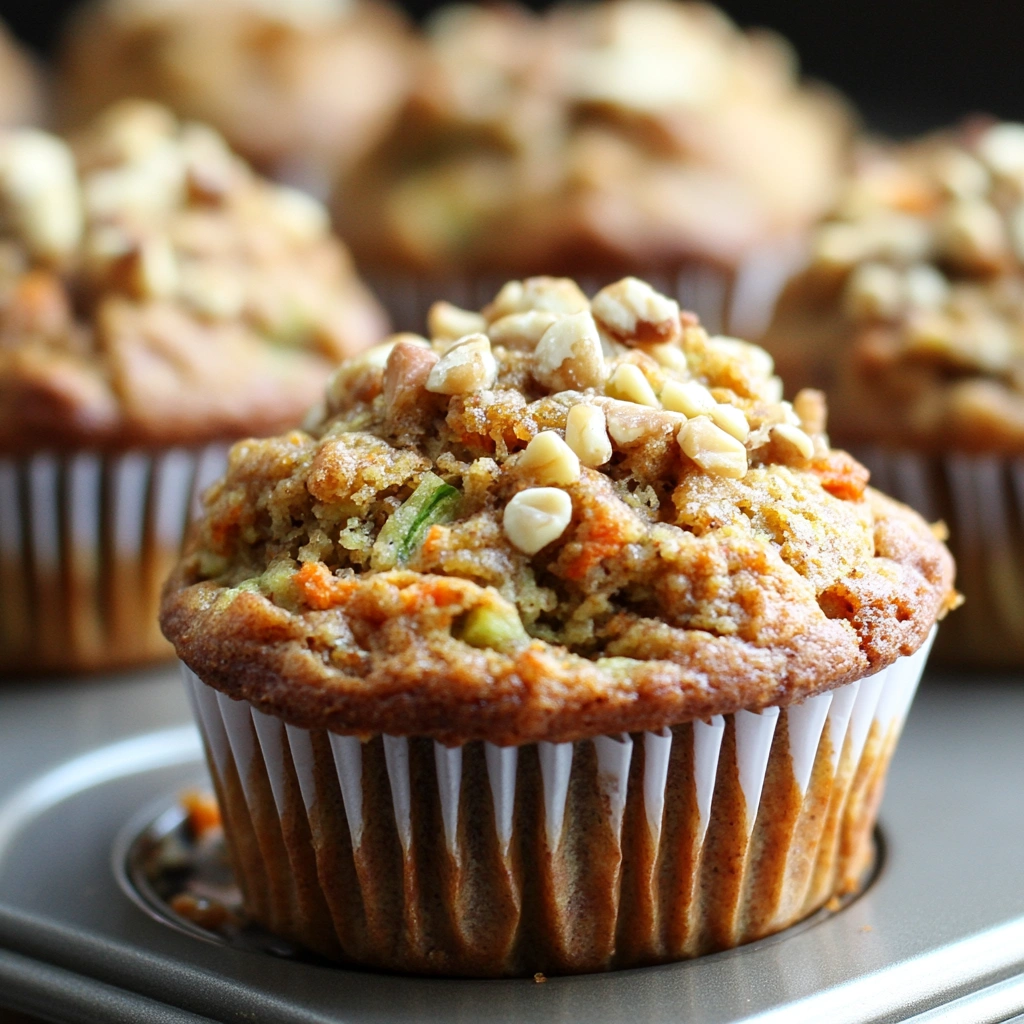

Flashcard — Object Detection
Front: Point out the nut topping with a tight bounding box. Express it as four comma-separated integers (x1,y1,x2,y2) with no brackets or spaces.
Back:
591,276,681,344
564,404,612,467
606,362,660,407
533,311,606,390
678,415,748,478
503,487,573,554
517,430,581,485
426,333,498,395
660,379,715,417
771,423,815,460
428,301,487,341
487,310,560,351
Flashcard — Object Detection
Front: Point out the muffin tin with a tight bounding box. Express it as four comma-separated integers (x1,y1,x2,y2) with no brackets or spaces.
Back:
2,666,1024,1022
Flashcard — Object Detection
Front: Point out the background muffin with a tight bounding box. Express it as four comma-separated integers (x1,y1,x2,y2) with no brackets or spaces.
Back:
0,100,387,674
335,0,853,331
164,276,955,975
56,0,414,195
761,120,1024,664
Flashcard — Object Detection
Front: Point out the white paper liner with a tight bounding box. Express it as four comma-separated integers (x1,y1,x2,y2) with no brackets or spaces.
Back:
365,244,801,340
181,628,934,974
0,445,228,674
856,446,1024,666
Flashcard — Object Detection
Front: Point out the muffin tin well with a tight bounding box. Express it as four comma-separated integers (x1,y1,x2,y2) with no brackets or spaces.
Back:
3,668,1024,1021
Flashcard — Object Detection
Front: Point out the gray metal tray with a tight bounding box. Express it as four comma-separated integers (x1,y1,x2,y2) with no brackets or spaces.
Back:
1,666,1024,1023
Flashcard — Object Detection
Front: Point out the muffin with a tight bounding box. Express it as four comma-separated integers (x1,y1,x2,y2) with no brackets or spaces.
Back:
335,0,853,332
0,21,42,130
0,101,387,674
163,275,956,975
761,120,1024,664
56,0,413,196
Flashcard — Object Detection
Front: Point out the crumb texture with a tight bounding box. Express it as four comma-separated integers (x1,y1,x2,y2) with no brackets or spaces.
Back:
162,276,957,744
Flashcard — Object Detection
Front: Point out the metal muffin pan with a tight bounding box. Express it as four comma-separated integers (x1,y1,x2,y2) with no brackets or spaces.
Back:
2,665,1024,1023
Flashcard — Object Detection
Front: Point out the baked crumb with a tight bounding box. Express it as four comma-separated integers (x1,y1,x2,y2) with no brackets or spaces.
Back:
162,276,957,745
169,892,233,932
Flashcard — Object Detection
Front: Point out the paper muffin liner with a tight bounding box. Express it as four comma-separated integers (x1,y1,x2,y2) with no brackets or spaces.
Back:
180,629,932,976
855,446,1023,667
367,244,802,340
0,445,228,675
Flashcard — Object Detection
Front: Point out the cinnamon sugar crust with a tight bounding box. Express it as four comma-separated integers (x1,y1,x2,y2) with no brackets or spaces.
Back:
0,102,387,455
162,277,956,745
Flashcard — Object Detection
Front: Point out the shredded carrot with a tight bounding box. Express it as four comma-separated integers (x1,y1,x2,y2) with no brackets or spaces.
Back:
180,789,221,838
812,450,870,502
294,561,353,609
400,577,465,611
208,500,245,550
562,511,628,581
420,523,446,559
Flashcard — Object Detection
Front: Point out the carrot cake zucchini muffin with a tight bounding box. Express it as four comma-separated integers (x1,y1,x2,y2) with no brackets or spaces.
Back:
761,120,1024,664
164,276,955,975
0,101,387,674
56,0,413,194
335,0,853,331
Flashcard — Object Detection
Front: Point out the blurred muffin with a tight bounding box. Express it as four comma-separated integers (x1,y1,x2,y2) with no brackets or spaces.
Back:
0,21,43,129
336,1,853,329
56,0,413,195
164,275,955,975
761,120,1024,664
0,101,387,674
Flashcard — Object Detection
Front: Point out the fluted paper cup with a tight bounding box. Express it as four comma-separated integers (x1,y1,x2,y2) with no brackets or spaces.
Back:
366,244,802,339
179,630,932,976
0,445,228,674
855,446,1023,668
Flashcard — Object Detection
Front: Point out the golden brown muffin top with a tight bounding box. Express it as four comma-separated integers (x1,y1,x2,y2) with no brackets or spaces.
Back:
162,276,956,745
763,121,1024,452
57,0,413,191
335,0,852,275
0,101,387,454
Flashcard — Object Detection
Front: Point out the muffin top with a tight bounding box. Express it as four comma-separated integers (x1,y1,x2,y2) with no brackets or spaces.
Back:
762,121,1024,452
57,0,413,190
162,275,956,745
0,21,42,130
0,101,387,455
335,0,852,276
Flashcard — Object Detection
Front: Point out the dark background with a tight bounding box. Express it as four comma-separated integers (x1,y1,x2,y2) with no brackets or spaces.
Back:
3,0,1022,136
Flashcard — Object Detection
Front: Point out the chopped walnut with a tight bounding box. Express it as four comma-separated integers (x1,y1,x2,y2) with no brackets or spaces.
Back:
533,311,607,391
591,277,681,345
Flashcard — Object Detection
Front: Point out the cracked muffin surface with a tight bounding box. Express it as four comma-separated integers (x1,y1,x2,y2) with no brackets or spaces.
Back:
763,120,1024,452
162,276,957,745
0,101,387,455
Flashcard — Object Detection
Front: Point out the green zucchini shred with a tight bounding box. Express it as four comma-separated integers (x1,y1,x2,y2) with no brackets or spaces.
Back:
371,472,461,570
